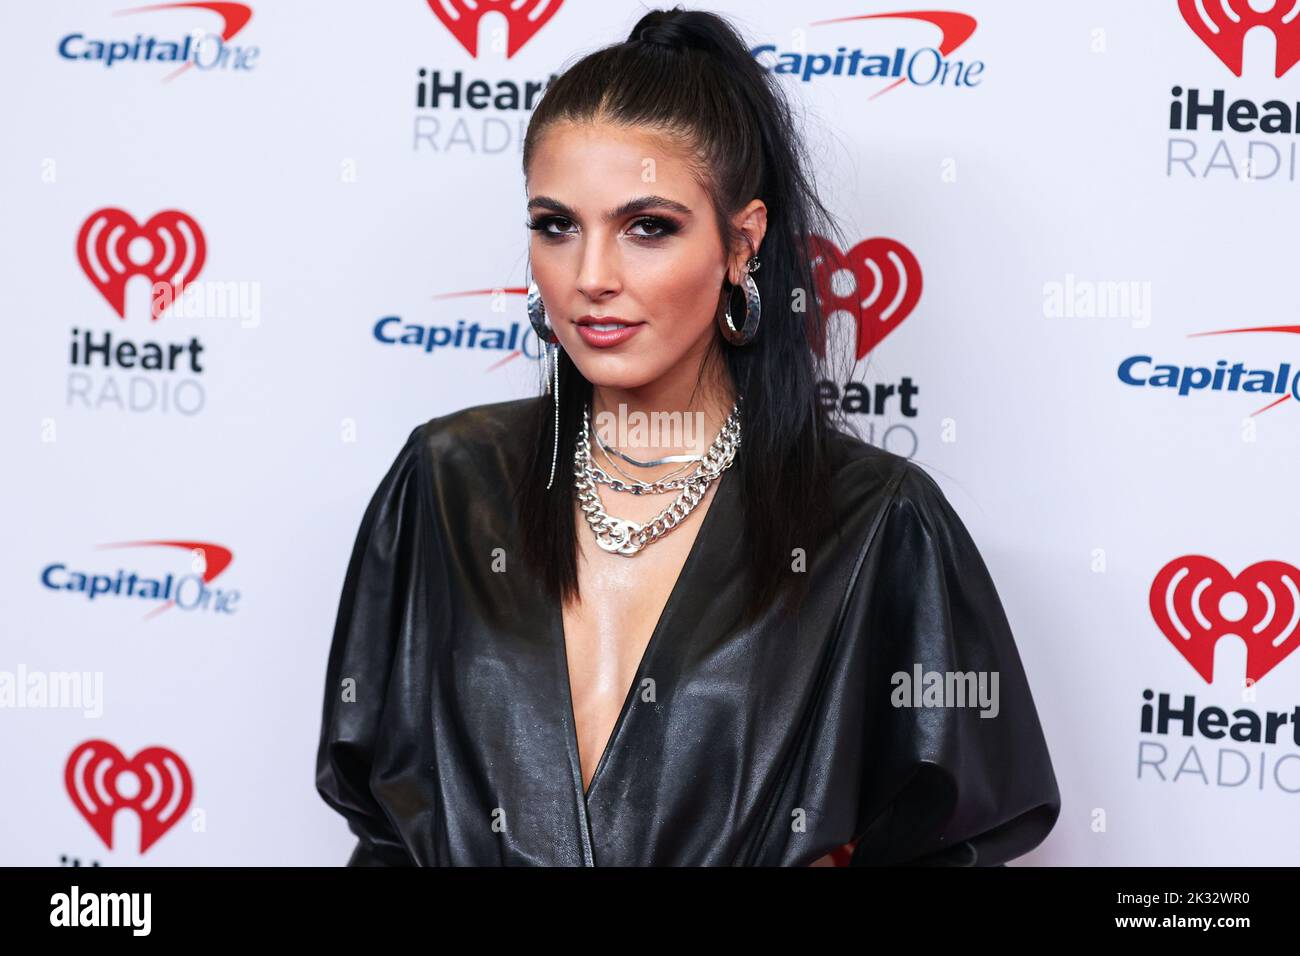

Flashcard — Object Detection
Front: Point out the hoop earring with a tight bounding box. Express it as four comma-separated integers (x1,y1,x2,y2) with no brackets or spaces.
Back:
719,255,761,346
526,278,558,344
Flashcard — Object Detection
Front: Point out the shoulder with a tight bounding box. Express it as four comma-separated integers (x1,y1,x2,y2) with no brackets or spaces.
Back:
824,424,942,504
363,397,542,535
823,424,963,550
826,435,997,606
405,395,543,464
411,395,543,446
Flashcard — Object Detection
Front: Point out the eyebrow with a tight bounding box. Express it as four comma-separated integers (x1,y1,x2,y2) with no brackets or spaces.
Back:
526,194,693,221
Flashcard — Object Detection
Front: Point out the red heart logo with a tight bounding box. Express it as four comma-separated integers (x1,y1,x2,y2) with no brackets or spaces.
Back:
65,740,193,853
806,234,923,360
76,208,206,320
1150,556,1300,685
426,0,564,58
1178,0,1300,78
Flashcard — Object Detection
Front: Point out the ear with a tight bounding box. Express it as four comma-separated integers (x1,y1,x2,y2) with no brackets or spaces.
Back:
728,200,768,283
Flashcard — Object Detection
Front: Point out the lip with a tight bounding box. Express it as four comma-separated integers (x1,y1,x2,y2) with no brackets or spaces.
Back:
574,317,644,348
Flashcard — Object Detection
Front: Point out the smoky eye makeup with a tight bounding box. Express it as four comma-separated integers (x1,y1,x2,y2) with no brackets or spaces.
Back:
524,215,572,237
627,215,681,239
524,214,682,241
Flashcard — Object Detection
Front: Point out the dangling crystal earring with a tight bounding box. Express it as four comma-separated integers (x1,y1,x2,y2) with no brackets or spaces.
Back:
527,277,561,490
719,254,761,346
543,339,560,490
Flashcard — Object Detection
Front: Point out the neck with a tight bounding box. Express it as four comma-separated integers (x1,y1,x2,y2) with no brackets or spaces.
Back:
589,356,736,469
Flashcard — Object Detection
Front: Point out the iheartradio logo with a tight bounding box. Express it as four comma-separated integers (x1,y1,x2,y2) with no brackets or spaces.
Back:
65,740,193,853
426,0,563,58
1178,0,1300,78
76,208,206,320
1150,555,1300,685
807,234,923,360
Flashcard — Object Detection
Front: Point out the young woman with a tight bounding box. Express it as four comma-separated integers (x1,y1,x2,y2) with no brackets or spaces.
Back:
316,7,1061,867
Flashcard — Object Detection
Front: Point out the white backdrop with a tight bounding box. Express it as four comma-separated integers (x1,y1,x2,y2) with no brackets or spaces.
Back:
1,0,1296,866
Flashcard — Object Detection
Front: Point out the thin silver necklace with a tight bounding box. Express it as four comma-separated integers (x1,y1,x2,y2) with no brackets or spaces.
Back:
594,427,703,468
594,436,696,490
574,400,741,556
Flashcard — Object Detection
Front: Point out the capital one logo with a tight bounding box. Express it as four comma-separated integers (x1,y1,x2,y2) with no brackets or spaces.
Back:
807,234,923,360
426,0,563,58
1179,0,1300,77
1151,555,1300,684
77,208,206,320
66,740,193,853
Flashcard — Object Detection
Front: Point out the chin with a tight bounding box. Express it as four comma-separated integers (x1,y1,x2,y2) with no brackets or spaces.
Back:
567,353,662,391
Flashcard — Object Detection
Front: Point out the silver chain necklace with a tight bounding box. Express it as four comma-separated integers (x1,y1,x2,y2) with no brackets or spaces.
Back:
594,427,703,467
574,400,741,555
594,431,698,490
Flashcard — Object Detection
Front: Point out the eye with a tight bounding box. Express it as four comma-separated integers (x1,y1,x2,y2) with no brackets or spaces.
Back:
525,214,680,241
525,215,574,238
629,216,678,240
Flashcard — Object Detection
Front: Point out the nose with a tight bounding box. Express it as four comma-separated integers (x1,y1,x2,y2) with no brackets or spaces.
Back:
575,231,621,303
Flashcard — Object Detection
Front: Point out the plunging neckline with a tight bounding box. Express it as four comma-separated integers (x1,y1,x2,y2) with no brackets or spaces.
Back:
553,463,736,811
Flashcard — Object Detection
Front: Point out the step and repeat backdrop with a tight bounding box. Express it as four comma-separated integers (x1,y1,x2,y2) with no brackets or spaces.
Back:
1,0,1295,866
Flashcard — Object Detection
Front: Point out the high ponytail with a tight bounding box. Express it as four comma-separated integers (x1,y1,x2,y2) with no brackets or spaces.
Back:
628,7,731,52
517,6,856,627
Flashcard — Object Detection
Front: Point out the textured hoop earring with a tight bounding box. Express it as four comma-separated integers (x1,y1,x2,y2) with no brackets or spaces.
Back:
719,255,761,346
527,279,558,344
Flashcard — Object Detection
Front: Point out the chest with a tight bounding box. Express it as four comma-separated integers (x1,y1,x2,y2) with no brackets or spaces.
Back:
560,481,719,794
423,457,874,863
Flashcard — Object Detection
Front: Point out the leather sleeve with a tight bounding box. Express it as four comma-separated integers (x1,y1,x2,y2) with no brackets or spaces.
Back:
849,462,1061,866
314,426,426,867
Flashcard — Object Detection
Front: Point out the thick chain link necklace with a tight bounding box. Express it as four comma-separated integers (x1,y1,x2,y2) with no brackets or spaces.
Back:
574,400,741,556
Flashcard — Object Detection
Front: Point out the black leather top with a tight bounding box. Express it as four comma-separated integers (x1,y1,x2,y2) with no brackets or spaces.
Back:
315,396,1060,865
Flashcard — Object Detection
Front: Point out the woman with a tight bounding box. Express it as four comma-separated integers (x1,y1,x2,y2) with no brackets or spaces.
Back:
315,7,1061,866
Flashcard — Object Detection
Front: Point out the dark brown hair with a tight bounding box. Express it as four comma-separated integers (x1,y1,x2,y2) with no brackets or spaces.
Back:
514,6,856,628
